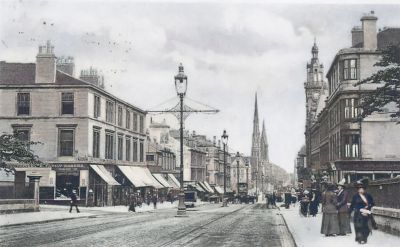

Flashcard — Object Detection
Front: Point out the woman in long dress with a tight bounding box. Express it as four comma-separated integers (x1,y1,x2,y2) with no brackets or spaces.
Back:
321,183,340,236
336,179,351,235
349,179,375,244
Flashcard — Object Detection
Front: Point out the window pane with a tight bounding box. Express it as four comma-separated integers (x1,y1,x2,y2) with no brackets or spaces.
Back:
105,133,114,159
59,129,74,156
61,93,74,114
17,93,30,115
139,141,144,162
126,138,131,161
106,101,114,123
133,114,138,131
132,139,138,162
126,110,130,129
118,136,123,160
93,130,100,158
118,107,122,126
94,95,101,118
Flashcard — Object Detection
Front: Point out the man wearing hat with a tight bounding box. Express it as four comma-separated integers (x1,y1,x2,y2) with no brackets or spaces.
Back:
336,178,351,235
349,178,375,244
69,189,80,213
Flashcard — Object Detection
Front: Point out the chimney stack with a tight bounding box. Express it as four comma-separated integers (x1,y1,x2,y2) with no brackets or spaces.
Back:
361,11,378,50
351,26,363,47
56,56,75,76
80,67,105,88
35,40,56,83
213,136,216,145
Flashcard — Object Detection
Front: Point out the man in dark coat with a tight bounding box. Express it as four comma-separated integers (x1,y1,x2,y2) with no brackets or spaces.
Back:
128,193,136,212
349,179,375,244
336,178,351,235
309,188,319,217
69,190,80,213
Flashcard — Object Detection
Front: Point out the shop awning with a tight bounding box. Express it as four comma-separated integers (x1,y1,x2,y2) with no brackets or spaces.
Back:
198,181,213,193
90,165,120,186
118,166,147,187
167,173,181,188
203,181,215,193
141,167,164,189
214,186,224,194
118,166,164,189
195,183,205,192
153,174,171,188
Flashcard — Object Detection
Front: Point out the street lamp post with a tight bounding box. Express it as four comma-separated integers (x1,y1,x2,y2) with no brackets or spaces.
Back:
245,161,249,194
221,130,228,207
261,174,264,201
175,63,188,216
236,152,240,198
255,171,258,201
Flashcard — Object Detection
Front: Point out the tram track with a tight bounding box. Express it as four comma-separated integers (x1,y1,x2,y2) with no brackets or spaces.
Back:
157,204,250,247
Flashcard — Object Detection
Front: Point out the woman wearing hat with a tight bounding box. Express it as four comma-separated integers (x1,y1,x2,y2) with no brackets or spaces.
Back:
320,183,340,236
349,178,375,244
336,178,351,235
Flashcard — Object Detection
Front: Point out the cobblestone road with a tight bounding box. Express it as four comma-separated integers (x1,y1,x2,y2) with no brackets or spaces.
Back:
0,203,295,247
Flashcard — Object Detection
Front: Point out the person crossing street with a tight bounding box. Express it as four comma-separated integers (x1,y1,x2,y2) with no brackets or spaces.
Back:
69,190,80,213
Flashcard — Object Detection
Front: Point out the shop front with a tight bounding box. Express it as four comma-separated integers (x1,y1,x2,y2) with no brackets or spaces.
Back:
51,163,88,203
117,166,164,202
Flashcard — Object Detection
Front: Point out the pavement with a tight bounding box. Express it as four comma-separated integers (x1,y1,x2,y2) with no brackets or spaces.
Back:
279,203,400,247
0,203,295,247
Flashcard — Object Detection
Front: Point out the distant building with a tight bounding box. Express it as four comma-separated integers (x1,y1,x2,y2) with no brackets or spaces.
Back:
304,12,400,183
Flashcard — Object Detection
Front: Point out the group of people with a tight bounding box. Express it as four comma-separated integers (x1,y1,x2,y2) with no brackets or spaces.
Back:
321,178,376,245
298,188,320,217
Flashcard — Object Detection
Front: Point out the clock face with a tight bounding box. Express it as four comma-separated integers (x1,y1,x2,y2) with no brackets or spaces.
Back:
312,92,319,101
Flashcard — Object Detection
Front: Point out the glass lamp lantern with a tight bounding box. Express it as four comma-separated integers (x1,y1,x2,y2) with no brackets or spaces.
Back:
174,63,188,96
221,129,228,145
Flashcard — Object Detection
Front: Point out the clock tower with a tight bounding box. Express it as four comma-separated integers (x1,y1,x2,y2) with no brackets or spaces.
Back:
304,39,326,128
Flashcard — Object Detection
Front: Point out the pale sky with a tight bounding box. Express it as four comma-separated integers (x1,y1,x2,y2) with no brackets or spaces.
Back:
1,0,400,173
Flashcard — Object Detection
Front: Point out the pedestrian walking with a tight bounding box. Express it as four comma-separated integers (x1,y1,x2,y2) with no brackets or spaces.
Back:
336,178,351,235
309,188,319,217
300,190,310,217
128,193,136,212
349,179,375,244
272,191,277,207
69,190,80,213
152,194,158,209
320,183,339,236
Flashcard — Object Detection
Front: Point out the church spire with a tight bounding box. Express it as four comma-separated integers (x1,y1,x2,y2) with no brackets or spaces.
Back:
253,92,260,137
261,119,269,162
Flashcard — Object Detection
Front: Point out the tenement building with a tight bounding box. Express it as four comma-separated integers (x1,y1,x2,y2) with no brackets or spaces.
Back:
0,41,168,206
304,12,400,183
